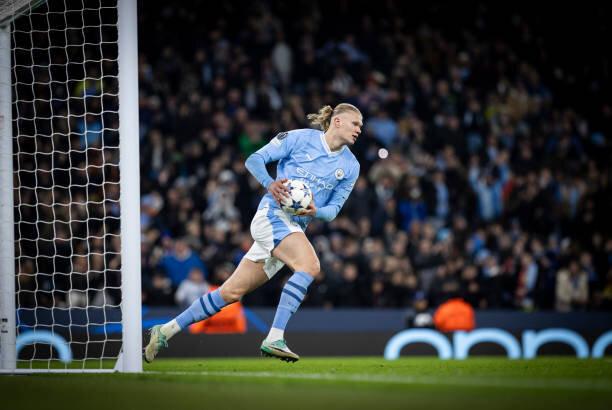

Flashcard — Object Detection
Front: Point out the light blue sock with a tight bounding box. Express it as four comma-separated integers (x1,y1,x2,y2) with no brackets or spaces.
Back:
175,289,227,330
271,271,314,332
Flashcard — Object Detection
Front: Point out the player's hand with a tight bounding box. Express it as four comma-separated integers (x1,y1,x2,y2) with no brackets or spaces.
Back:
268,178,290,204
296,200,317,217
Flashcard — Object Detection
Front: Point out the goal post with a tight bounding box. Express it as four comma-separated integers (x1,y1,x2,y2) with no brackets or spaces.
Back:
0,24,16,372
117,0,142,373
0,0,142,373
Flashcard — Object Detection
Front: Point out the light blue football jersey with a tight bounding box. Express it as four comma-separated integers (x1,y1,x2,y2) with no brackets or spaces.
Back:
252,128,360,229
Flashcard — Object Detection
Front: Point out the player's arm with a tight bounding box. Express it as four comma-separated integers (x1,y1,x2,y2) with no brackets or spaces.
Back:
245,131,296,202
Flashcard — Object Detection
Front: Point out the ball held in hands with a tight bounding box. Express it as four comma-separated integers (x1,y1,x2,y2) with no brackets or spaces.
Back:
280,179,313,215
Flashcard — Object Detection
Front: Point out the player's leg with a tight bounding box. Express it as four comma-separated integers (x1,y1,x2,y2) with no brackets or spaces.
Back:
261,232,319,362
218,258,271,303
144,258,268,363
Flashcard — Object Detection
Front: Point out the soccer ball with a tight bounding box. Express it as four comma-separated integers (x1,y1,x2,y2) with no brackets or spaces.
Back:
280,180,312,215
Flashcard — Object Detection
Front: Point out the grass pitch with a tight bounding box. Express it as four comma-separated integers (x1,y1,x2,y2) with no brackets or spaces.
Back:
3,357,612,410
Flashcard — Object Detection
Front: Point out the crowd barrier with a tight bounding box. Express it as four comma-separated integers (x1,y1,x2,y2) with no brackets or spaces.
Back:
17,307,612,359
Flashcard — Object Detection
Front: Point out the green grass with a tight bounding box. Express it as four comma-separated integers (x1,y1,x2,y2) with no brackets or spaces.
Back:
3,357,612,410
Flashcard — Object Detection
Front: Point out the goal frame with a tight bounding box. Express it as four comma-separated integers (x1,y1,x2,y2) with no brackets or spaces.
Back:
0,0,142,373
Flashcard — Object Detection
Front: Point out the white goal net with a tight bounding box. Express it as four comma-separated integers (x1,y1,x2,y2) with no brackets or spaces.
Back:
0,0,141,372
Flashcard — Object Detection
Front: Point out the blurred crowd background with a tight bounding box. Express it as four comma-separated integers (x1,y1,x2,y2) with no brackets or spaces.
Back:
136,1,611,312
14,1,612,313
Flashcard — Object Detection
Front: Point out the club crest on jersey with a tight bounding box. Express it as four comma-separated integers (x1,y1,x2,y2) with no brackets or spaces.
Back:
335,168,345,180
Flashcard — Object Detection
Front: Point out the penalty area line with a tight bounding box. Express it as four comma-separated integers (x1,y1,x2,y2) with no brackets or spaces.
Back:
145,370,612,392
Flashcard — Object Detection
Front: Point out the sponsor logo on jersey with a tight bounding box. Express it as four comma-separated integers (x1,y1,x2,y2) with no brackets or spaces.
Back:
296,167,334,190
335,168,345,180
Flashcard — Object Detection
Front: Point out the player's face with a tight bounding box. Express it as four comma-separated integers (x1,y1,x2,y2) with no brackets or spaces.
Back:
335,112,363,145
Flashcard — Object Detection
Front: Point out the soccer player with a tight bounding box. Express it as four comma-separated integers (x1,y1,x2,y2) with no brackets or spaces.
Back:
144,103,362,363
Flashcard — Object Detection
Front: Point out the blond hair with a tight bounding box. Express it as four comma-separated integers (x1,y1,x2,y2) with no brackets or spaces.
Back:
307,103,361,131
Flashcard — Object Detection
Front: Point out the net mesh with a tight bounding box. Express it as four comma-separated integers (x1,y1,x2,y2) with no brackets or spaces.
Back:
0,1,46,26
10,0,122,369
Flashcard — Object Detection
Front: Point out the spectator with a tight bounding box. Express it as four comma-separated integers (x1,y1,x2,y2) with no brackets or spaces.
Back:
145,271,174,306
76,113,103,149
203,169,241,232
175,268,210,309
405,291,434,328
271,32,292,87
426,169,450,224
159,239,208,287
331,262,365,307
556,261,589,312
397,175,427,231
469,158,505,221
366,109,398,147
515,254,539,310
599,269,612,310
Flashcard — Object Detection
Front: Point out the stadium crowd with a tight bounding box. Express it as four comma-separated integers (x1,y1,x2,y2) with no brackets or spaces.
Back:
134,1,611,312
15,1,612,313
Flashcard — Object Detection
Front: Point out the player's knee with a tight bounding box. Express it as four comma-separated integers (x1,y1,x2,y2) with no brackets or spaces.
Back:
298,259,320,277
219,286,242,304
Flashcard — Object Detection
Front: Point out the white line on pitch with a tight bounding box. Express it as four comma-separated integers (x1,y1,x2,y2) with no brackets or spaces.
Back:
146,370,612,392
